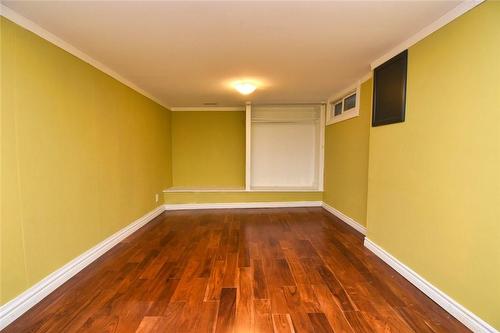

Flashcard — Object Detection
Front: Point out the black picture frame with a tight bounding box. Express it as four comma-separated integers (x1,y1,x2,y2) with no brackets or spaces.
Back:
372,50,408,127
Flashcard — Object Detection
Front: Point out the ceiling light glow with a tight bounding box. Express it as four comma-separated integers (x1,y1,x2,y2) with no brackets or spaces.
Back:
234,82,257,95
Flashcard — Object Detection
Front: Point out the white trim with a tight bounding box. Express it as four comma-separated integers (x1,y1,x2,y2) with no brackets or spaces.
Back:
370,0,484,69
326,71,372,107
329,82,360,107
0,205,165,330
364,238,498,333
359,71,373,84
331,71,372,102
326,87,360,126
249,186,322,192
318,104,326,191
321,202,366,235
326,106,359,126
325,71,372,126
0,5,170,110
249,104,323,190
4,201,494,332
245,102,252,191
164,187,246,193
163,187,323,193
170,106,245,112
164,201,322,210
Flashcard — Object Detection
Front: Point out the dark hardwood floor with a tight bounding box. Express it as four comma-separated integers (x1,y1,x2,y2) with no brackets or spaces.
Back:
3,208,469,332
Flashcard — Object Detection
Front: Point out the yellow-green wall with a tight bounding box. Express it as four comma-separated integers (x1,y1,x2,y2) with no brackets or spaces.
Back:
4,2,498,328
164,191,322,204
1,18,172,304
168,111,324,203
323,79,372,226
366,2,500,329
171,111,245,188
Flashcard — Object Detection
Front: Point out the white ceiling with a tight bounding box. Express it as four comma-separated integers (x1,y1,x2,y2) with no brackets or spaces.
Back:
3,1,460,108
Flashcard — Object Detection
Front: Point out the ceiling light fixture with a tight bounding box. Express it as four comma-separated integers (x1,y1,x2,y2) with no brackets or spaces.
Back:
234,82,257,95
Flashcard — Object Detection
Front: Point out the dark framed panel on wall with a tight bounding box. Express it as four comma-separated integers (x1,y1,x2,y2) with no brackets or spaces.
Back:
372,50,408,127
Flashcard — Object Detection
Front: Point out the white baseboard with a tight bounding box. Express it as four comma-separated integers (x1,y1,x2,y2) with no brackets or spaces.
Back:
5,203,494,332
0,200,321,329
0,205,165,330
364,238,497,333
164,201,323,210
321,202,367,235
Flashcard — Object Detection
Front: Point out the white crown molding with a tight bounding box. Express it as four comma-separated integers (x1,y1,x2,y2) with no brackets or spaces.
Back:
370,0,485,69
164,201,322,210
0,205,165,331
170,106,245,112
326,71,372,108
364,238,498,333
359,71,373,84
0,4,171,110
327,0,483,110
321,202,367,235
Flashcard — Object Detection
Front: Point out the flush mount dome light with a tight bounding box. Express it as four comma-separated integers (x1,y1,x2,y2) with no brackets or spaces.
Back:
234,82,257,95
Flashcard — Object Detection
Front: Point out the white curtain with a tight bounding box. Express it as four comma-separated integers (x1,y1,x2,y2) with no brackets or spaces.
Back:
250,104,321,189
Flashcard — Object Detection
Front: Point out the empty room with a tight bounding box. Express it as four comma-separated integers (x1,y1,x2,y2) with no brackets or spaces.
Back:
1,0,499,332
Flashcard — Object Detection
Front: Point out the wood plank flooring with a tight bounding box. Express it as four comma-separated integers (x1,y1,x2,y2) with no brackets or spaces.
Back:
3,208,470,332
